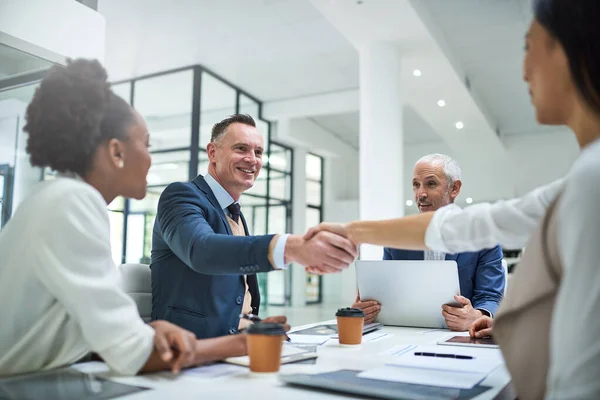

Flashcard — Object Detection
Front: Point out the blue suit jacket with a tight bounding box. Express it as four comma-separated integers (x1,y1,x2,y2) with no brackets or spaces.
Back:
383,246,505,315
150,175,276,339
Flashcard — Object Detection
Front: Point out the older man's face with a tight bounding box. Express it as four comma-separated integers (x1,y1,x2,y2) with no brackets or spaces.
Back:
412,161,457,213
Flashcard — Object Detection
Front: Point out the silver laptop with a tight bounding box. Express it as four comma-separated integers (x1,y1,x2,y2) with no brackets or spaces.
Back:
355,260,461,329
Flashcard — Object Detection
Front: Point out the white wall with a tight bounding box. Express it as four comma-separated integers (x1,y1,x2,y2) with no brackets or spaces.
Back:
504,130,578,196
0,0,106,62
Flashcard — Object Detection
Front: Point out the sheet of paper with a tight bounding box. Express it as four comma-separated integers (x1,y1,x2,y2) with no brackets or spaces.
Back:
287,334,330,345
330,332,393,342
379,344,418,357
363,332,393,342
181,363,246,379
386,345,503,375
358,365,486,390
225,344,313,366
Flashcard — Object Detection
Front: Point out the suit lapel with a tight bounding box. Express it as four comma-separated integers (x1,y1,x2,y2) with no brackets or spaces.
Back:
240,212,250,236
192,175,232,235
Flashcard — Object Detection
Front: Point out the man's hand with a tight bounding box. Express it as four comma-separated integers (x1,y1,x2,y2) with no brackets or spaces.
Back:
261,315,291,332
469,316,494,338
441,295,483,332
149,320,197,374
285,231,358,274
351,294,381,323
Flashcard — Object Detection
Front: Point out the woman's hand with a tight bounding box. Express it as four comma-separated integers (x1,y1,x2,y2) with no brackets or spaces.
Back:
149,320,197,373
469,315,494,338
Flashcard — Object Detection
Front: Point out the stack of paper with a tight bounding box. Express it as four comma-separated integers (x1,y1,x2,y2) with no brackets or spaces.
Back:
225,344,317,367
358,344,504,389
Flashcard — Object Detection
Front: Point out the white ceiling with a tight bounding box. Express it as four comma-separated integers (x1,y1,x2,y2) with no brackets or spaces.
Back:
98,0,504,152
311,106,441,149
97,0,576,201
418,0,564,137
98,0,358,102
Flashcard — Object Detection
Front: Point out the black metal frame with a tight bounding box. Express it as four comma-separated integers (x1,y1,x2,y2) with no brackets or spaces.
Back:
306,152,325,304
0,164,14,228
111,64,294,306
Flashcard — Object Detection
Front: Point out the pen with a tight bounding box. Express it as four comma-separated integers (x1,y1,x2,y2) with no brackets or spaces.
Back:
414,352,473,359
239,313,292,342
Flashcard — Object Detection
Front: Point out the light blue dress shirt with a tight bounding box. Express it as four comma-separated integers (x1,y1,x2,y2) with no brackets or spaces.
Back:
205,173,289,270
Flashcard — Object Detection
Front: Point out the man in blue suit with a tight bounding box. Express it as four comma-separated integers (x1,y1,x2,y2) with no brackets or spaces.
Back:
353,154,505,331
151,114,357,339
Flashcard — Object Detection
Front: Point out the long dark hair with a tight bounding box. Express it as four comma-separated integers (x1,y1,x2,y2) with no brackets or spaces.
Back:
533,0,600,115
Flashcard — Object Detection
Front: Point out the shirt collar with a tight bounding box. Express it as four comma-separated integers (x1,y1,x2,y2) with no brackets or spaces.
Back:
205,173,236,210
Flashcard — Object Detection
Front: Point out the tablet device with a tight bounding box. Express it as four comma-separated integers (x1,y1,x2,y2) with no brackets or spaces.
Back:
437,335,499,349
290,322,383,336
280,369,492,400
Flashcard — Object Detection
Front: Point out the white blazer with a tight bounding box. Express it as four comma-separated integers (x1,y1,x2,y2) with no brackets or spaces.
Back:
0,176,154,376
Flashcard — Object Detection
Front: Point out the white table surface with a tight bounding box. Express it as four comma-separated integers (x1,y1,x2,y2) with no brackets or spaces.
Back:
76,320,515,400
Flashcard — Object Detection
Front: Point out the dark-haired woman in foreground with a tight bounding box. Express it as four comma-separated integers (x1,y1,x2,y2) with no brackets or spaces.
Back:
308,0,600,398
0,59,250,376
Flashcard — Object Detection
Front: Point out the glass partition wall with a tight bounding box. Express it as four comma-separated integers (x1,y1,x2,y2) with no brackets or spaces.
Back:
305,153,324,304
110,66,293,308
0,43,54,229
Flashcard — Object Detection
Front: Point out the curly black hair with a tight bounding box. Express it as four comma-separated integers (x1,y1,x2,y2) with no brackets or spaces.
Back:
24,58,135,177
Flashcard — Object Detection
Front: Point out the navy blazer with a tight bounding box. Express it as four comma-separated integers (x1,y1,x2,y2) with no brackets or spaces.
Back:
150,175,276,339
383,246,505,315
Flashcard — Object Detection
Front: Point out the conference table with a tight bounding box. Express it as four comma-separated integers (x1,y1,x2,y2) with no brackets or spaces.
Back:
32,320,515,399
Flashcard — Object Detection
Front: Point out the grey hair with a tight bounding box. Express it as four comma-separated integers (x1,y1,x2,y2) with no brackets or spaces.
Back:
415,153,461,185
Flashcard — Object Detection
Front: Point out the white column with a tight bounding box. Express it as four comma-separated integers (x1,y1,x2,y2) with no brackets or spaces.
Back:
322,156,360,307
290,146,307,307
359,42,404,260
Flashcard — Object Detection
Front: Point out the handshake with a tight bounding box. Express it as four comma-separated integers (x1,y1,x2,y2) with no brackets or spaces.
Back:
284,222,355,275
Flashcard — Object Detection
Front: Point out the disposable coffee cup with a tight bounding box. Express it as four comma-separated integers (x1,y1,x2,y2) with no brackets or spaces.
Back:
336,307,365,345
246,323,286,373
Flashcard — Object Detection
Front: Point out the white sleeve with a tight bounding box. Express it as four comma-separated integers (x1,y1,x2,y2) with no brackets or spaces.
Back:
33,186,154,375
546,164,600,399
425,178,565,253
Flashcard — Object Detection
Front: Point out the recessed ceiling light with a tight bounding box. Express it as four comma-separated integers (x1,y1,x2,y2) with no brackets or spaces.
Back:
413,69,422,77
455,121,464,129
437,100,446,107
466,197,473,204
406,200,414,207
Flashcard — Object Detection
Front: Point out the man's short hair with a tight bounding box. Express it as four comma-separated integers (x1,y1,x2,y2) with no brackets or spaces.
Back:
210,114,256,144
415,153,462,185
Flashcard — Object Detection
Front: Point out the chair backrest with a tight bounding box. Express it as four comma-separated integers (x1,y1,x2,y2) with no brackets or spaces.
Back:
502,259,509,296
118,263,152,322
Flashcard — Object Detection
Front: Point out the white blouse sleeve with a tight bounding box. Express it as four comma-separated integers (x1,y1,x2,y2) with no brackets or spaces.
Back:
425,178,565,253
546,152,600,399
32,184,154,375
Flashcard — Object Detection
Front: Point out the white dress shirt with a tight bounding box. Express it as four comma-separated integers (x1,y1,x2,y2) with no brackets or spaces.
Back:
425,178,564,253
0,176,154,376
204,173,289,269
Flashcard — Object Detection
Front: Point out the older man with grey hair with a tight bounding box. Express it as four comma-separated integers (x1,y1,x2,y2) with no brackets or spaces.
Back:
352,153,505,331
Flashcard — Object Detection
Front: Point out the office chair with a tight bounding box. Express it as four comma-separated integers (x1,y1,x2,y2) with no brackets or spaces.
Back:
118,263,152,322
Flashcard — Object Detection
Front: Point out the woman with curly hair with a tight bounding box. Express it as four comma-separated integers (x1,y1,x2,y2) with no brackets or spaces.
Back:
0,59,250,376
